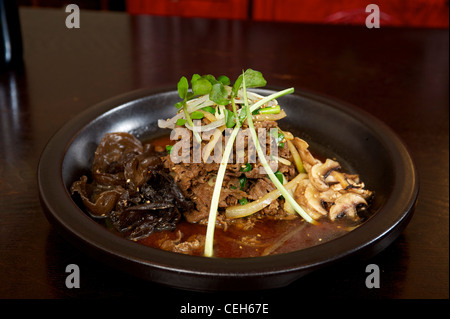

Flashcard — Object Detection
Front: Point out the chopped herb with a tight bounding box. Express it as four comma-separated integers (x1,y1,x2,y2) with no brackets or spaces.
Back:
165,145,173,154
239,175,247,190
259,105,281,114
274,171,284,184
239,198,249,205
240,163,252,172
271,129,285,147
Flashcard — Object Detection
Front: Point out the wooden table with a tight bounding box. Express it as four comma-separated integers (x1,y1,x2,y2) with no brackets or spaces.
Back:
1,7,448,308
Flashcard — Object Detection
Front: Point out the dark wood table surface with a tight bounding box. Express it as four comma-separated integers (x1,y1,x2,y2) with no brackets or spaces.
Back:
1,7,448,308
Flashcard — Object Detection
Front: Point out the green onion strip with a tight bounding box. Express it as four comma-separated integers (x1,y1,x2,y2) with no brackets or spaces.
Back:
204,125,240,257
241,75,317,225
203,76,316,257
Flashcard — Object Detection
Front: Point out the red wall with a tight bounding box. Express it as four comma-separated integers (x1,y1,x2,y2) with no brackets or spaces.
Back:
126,0,449,28
127,0,249,20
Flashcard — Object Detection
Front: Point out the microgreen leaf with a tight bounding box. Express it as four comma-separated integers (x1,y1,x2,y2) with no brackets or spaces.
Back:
190,111,205,120
176,118,187,126
225,109,236,128
186,91,195,100
232,75,243,97
217,75,230,86
177,76,189,99
191,73,201,84
203,74,218,85
243,69,267,88
231,69,266,98
192,77,212,96
238,106,248,124
209,83,230,106
202,106,216,114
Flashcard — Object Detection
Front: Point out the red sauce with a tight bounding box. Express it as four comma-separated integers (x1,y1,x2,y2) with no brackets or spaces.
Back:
138,217,352,258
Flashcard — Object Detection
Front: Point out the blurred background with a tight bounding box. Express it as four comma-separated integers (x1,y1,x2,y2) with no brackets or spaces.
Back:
16,0,450,28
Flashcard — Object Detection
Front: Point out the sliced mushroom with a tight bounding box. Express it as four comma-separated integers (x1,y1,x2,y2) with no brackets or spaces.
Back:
294,180,324,220
329,193,368,221
304,182,328,216
318,187,342,203
344,173,361,184
326,170,350,189
348,186,373,199
333,174,373,199
291,137,319,171
309,159,341,191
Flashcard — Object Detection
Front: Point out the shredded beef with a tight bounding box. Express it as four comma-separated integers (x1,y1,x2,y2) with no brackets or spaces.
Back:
161,120,297,226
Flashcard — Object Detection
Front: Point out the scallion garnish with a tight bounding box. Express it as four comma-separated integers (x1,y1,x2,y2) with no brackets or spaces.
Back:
203,69,267,257
241,72,317,225
239,198,249,205
258,105,281,114
274,171,284,184
239,175,247,190
240,163,252,172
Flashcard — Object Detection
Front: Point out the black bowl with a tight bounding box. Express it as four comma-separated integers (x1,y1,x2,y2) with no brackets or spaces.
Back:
38,87,419,291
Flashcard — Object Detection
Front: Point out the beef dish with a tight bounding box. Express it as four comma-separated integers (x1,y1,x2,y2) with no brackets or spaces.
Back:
38,84,418,290
70,83,375,258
